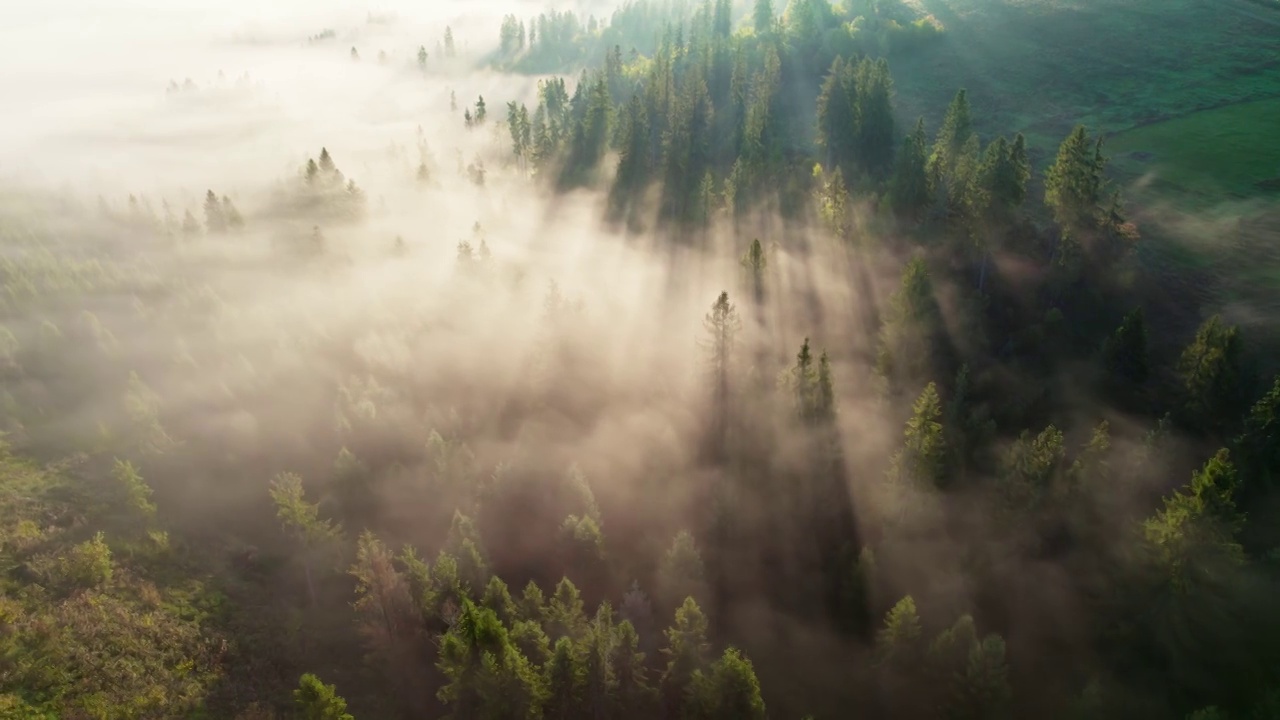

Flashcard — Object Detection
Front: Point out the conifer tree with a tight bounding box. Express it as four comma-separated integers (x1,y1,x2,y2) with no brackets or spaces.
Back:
546,577,589,641
203,189,226,233
1237,377,1280,487
890,117,931,219
1143,449,1244,590
294,674,354,720
443,511,490,594
1044,125,1107,234
816,58,856,175
876,256,940,388
437,600,545,719
702,291,741,460
888,383,948,490
444,27,456,57
997,425,1066,517
741,239,767,304
612,620,655,718
695,648,767,720
754,0,775,34
418,45,428,71
657,530,710,615
929,89,974,183
660,597,712,719
481,576,519,626
1178,315,1242,431
222,195,244,230
269,472,343,607
854,57,895,179
544,636,585,720
1102,307,1149,385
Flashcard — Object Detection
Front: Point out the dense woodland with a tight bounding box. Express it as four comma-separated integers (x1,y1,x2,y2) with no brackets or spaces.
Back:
3,0,1280,719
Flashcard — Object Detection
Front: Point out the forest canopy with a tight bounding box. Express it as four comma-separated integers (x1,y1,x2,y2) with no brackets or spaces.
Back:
1,0,1279,718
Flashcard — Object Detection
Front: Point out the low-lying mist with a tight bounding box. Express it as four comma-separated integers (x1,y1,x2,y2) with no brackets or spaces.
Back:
4,0,1278,718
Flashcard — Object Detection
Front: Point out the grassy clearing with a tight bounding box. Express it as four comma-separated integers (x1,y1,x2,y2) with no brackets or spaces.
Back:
1108,99,1280,204
893,0,1280,164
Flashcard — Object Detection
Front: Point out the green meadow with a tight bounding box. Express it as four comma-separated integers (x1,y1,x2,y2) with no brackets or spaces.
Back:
1109,99,1280,205
892,0,1280,293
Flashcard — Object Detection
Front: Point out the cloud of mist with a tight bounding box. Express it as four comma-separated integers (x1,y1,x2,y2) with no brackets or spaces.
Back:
4,1,1258,716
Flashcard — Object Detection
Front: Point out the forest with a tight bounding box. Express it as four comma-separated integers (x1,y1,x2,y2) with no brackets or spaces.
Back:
2,0,1280,718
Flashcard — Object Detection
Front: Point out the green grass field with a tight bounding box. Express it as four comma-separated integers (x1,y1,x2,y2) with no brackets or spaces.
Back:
1109,99,1280,206
892,0,1280,298
893,0,1280,171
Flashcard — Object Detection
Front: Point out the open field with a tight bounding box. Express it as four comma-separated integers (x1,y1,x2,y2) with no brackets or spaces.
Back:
890,0,1280,312
1109,98,1280,206
893,0,1280,168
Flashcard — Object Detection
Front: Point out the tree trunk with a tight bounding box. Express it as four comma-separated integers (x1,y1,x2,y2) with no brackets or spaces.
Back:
304,558,318,608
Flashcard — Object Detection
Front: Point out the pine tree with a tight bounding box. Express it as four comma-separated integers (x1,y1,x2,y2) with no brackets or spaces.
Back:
294,674,354,720
929,89,974,182
437,600,545,719
657,530,710,615
444,27,456,57
269,472,343,607
582,604,616,720
1143,449,1244,590
754,0,775,34
1044,125,1107,233
613,620,656,718
889,383,948,490
319,147,335,174
741,239,767,304
702,291,741,460
876,256,940,387
203,189,226,233
1237,377,1280,487
222,195,244,230
695,648,767,720
949,635,1013,719
418,45,428,71
816,58,856,175
660,597,712,719
854,58,895,179
1178,315,1242,430
1102,307,1149,385
997,425,1066,517
546,577,589,641
890,117,931,219
349,531,418,694
876,595,924,665
481,576,519,626
443,511,490,594
544,637,585,720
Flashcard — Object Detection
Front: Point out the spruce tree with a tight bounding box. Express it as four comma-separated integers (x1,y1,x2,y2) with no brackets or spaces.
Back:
294,674,354,720
1044,125,1107,233
888,383,948,490
889,118,931,219
660,597,712,719
203,190,226,233
1178,315,1242,431
929,89,973,182
1102,307,1149,384
754,0,775,34
854,58,895,179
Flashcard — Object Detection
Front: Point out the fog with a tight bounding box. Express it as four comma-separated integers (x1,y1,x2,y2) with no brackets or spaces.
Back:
0,0,1239,716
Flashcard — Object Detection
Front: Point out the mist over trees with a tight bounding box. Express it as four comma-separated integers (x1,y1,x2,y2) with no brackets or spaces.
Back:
1,0,1278,719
